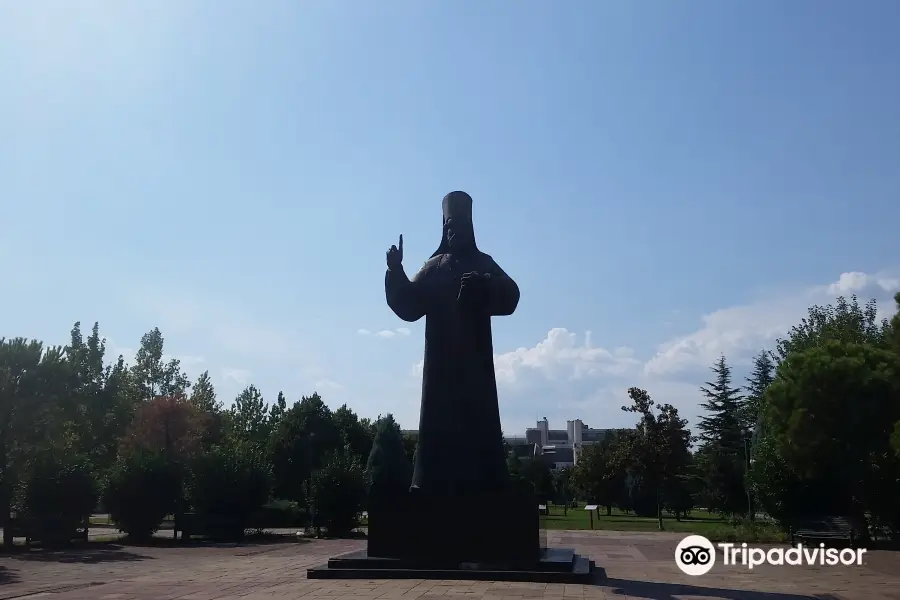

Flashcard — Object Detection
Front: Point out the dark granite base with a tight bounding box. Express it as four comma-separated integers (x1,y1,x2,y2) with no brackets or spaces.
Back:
306,547,596,583
367,483,541,564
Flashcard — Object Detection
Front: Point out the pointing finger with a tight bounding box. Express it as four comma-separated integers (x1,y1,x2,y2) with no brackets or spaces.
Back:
399,234,403,252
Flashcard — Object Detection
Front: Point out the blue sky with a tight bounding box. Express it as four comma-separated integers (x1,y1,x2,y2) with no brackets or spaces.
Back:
2,1,899,435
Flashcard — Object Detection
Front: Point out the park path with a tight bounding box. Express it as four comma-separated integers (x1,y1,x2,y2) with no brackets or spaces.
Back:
0,530,898,600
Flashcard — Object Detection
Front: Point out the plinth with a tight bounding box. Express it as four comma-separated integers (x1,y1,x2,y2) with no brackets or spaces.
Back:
307,482,595,583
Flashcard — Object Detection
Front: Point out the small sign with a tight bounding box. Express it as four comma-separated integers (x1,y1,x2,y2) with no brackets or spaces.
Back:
538,504,547,510
584,504,599,511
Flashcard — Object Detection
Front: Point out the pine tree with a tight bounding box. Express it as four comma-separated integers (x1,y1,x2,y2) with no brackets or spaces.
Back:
697,356,749,516
269,391,288,427
697,356,745,449
366,414,411,503
189,370,220,413
743,351,774,431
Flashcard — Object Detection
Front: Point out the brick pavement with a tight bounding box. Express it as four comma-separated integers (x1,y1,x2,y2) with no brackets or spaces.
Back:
1,530,898,600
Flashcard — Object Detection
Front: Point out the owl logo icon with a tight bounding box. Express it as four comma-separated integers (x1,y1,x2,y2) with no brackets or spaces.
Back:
675,535,716,575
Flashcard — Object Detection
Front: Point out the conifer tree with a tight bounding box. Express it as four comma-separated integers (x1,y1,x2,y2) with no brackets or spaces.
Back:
697,356,749,516
743,351,774,431
366,414,412,501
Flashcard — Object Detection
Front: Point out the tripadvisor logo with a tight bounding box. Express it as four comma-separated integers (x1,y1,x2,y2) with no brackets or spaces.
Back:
675,535,867,575
675,535,716,575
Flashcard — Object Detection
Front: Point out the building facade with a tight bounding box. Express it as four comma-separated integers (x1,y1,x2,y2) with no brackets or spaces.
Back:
404,419,614,471
523,417,612,470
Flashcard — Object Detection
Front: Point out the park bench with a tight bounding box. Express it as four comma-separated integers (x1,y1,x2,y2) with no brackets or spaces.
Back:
790,516,856,547
7,515,89,545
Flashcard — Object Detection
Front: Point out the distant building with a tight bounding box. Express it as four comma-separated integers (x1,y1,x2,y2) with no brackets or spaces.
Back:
403,419,615,471
524,418,614,469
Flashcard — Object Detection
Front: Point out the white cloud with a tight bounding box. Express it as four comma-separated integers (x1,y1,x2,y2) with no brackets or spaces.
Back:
494,328,642,386
221,367,251,387
827,271,900,295
314,379,345,393
406,270,900,435
646,270,900,378
105,338,133,361
171,354,205,371
360,327,412,339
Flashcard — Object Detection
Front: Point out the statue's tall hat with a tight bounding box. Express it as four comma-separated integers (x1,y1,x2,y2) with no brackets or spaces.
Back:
432,191,476,257
442,191,473,222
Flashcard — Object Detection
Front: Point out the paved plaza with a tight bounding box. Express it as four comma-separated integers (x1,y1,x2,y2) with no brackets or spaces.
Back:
1,530,899,600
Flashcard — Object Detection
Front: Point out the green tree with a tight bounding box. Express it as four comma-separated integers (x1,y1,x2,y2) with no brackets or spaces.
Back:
334,404,375,466
22,446,98,542
552,467,572,508
889,292,900,461
697,356,746,448
292,393,342,472
1,338,59,548
103,448,183,541
775,295,889,361
762,338,900,532
269,391,288,428
266,393,341,508
402,432,417,466
189,371,223,447
188,440,271,540
523,455,554,502
696,356,748,516
743,350,775,431
622,387,691,530
130,328,190,402
310,445,367,536
507,451,524,480
189,370,220,413
752,295,899,536
267,404,310,504
572,431,629,515
229,385,269,447
365,414,411,501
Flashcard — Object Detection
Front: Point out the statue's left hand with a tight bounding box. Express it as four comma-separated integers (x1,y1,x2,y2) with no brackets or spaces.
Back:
458,272,490,306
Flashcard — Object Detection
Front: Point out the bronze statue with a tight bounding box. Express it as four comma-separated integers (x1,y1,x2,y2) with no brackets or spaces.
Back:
385,191,520,494
308,192,593,578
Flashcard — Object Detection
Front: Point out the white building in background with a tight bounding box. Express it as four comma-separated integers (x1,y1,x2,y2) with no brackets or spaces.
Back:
406,418,614,472
523,417,612,470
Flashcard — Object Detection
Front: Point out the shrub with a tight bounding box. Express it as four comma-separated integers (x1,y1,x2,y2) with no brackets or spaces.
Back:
103,449,183,541
311,446,367,537
21,449,97,543
188,442,271,540
250,499,308,529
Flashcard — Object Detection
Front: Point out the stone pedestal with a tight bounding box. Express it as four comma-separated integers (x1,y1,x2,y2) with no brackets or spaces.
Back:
368,482,540,565
308,481,594,583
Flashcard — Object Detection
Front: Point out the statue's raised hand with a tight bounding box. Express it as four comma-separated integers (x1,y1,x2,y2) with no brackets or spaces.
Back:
386,234,403,270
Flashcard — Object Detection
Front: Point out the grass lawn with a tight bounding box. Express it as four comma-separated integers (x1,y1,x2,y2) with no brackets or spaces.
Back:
540,503,786,543
88,505,786,543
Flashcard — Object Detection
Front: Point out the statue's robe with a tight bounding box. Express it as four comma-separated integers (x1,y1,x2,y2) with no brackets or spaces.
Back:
385,250,519,495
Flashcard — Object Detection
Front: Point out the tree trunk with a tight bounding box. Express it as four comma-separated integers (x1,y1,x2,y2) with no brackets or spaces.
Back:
656,484,664,531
